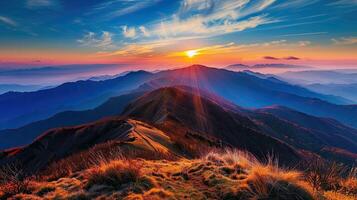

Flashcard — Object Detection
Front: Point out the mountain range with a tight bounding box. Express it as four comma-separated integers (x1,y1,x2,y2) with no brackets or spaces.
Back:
1,86,356,175
2,65,355,131
279,70,357,85
307,83,357,102
1,65,357,175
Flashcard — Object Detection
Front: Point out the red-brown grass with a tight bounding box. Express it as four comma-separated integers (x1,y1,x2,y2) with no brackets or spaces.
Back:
85,159,142,189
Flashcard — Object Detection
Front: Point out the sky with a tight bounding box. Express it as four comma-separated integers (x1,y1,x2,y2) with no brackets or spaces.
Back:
0,0,357,72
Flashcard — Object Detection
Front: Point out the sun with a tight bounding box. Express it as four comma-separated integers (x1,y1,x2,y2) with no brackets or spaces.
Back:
185,50,198,58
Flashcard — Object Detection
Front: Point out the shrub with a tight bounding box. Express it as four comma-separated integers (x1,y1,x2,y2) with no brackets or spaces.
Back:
86,159,142,189
0,162,32,199
243,166,314,200
301,158,348,191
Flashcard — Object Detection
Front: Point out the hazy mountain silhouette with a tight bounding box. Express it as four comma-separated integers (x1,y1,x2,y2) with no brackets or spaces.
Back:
0,92,144,150
0,71,152,130
307,83,357,102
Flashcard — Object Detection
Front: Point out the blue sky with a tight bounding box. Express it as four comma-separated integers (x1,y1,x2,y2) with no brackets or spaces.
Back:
0,0,356,69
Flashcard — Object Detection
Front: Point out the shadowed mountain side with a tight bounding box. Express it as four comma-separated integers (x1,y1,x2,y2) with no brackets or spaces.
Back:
138,65,357,128
0,92,144,150
233,106,357,165
0,71,153,130
0,119,180,173
122,87,301,164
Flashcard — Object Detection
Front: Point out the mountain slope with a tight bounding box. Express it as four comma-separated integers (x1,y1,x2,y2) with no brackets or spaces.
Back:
154,65,348,105
123,87,301,164
0,118,179,173
145,65,357,128
0,92,144,150
0,71,153,130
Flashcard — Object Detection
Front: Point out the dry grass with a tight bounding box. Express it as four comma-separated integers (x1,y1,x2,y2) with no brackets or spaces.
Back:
1,149,356,200
85,159,142,189
202,150,314,199
0,162,33,199
40,140,178,181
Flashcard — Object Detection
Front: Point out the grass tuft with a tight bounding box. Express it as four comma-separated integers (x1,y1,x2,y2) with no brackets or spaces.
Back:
85,159,142,189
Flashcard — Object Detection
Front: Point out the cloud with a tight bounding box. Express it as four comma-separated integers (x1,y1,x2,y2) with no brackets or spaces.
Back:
122,26,136,38
332,37,357,45
284,56,300,60
252,64,308,69
263,56,301,60
263,56,279,60
26,0,59,9
93,0,162,19
139,26,150,37
297,41,311,47
0,16,17,27
77,31,114,49
279,32,327,37
130,0,277,42
272,0,320,9
328,0,357,7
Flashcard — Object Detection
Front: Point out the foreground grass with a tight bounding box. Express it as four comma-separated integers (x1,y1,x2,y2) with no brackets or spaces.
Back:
0,150,356,200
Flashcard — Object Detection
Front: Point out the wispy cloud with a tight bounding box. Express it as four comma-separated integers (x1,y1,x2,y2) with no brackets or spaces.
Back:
332,37,357,45
77,31,114,49
0,16,17,27
26,0,59,9
272,0,320,9
279,32,327,37
328,0,357,7
297,41,311,47
122,0,278,43
92,0,161,19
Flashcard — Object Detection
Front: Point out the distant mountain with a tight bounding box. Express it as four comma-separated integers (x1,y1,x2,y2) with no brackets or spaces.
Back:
225,63,309,71
143,66,357,126
252,63,309,69
225,63,250,71
279,70,357,84
88,71,130,81
0,64,126,85
307,83,357,103
0,84,44,94
1,65,355,131
0,92,143,150
154,65,349,104
0,70,153,130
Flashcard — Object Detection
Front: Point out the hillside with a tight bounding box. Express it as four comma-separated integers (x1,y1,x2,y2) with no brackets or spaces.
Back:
123,87,301,163
0,92,143,150
0,118,180,174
